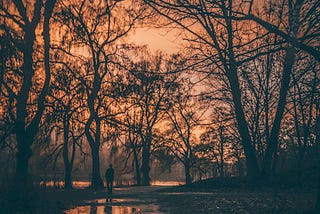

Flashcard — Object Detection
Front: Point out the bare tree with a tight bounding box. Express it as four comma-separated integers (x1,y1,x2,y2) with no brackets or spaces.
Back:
239,0,320,61
144,0,319,178
55,0,145,188
126,52,180,185
144,0,262,177
289,58,319,180
0,0,57,190
163,77,206,184
46,59,86,189
122,98,143,185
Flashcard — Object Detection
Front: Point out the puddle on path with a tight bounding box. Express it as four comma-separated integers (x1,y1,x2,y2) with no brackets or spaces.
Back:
65,205,162,214
64,198,163,214
160,192,216,195
84,198,141,204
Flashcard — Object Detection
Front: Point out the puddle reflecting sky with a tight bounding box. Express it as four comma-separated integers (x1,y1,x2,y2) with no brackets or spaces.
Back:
85,198,141,204
65,198,162,214
65,204,162,214
160,192,215,195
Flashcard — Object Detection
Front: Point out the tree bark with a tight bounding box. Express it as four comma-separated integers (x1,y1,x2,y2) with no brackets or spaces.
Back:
223,4,260,178
64,164,72,189
141,139,151,186
15,26,35,187
219,126,225,177
248,15,320,62
63,114,73,189
184,160,192,185
15,134,33,188
226,65,260,178
90,144,104,188
13,0,56,194
131,141,141,185
262,47,296,176
85,117,104,188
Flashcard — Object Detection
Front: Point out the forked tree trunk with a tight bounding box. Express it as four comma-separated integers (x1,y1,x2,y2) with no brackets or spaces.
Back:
15,31,36,189
226,65,260,178
262,48,296,176
14,0,56,190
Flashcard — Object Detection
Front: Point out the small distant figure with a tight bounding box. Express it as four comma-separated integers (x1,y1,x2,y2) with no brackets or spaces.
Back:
105,164,114,196
104,205,112,214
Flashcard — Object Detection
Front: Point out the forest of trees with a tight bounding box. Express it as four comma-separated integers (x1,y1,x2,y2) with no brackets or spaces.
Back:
0,0,319,206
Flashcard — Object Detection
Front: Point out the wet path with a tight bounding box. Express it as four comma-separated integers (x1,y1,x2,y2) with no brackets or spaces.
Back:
62,185,314,213
64,186,167,213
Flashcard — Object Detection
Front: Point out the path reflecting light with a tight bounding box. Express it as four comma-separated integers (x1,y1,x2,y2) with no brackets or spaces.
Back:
65,204,162,214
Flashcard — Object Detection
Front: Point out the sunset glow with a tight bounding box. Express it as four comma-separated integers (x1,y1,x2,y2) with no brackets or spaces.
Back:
129,28,182,53
1,0,319,213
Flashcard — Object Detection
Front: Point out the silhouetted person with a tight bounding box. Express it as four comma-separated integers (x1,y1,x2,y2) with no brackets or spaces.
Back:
105,164,114,196
104,205,112,214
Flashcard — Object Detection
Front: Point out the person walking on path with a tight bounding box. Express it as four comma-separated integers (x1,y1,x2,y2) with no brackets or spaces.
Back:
105,164,114,196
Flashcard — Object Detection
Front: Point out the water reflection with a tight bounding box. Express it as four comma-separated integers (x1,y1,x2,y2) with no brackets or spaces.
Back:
37,180,183,189
65,204,162,214
151,181,183,186
160,192,215,195
65,195,162,214
86,198,140,204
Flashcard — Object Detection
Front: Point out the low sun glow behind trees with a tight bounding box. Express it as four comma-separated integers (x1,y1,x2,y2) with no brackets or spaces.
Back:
0,0,319,209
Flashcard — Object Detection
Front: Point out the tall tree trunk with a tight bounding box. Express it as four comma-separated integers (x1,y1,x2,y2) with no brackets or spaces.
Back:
13,0,56,196
15,134,33,188
292,88,304,183
262,0,302,177
85,117,104,188
262,47,296,176
237,157,244,177
131,141,141,185
226,65,260,178
184,160,192,185
64,164,72,189
63,115,73,189
219,126,225,177
90,144,103,188
222,4,260,178
141,139,151,186
15,29,35,188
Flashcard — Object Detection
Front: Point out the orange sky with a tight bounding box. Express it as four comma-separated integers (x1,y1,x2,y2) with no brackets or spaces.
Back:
128,0,265,54
129,28,182,54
